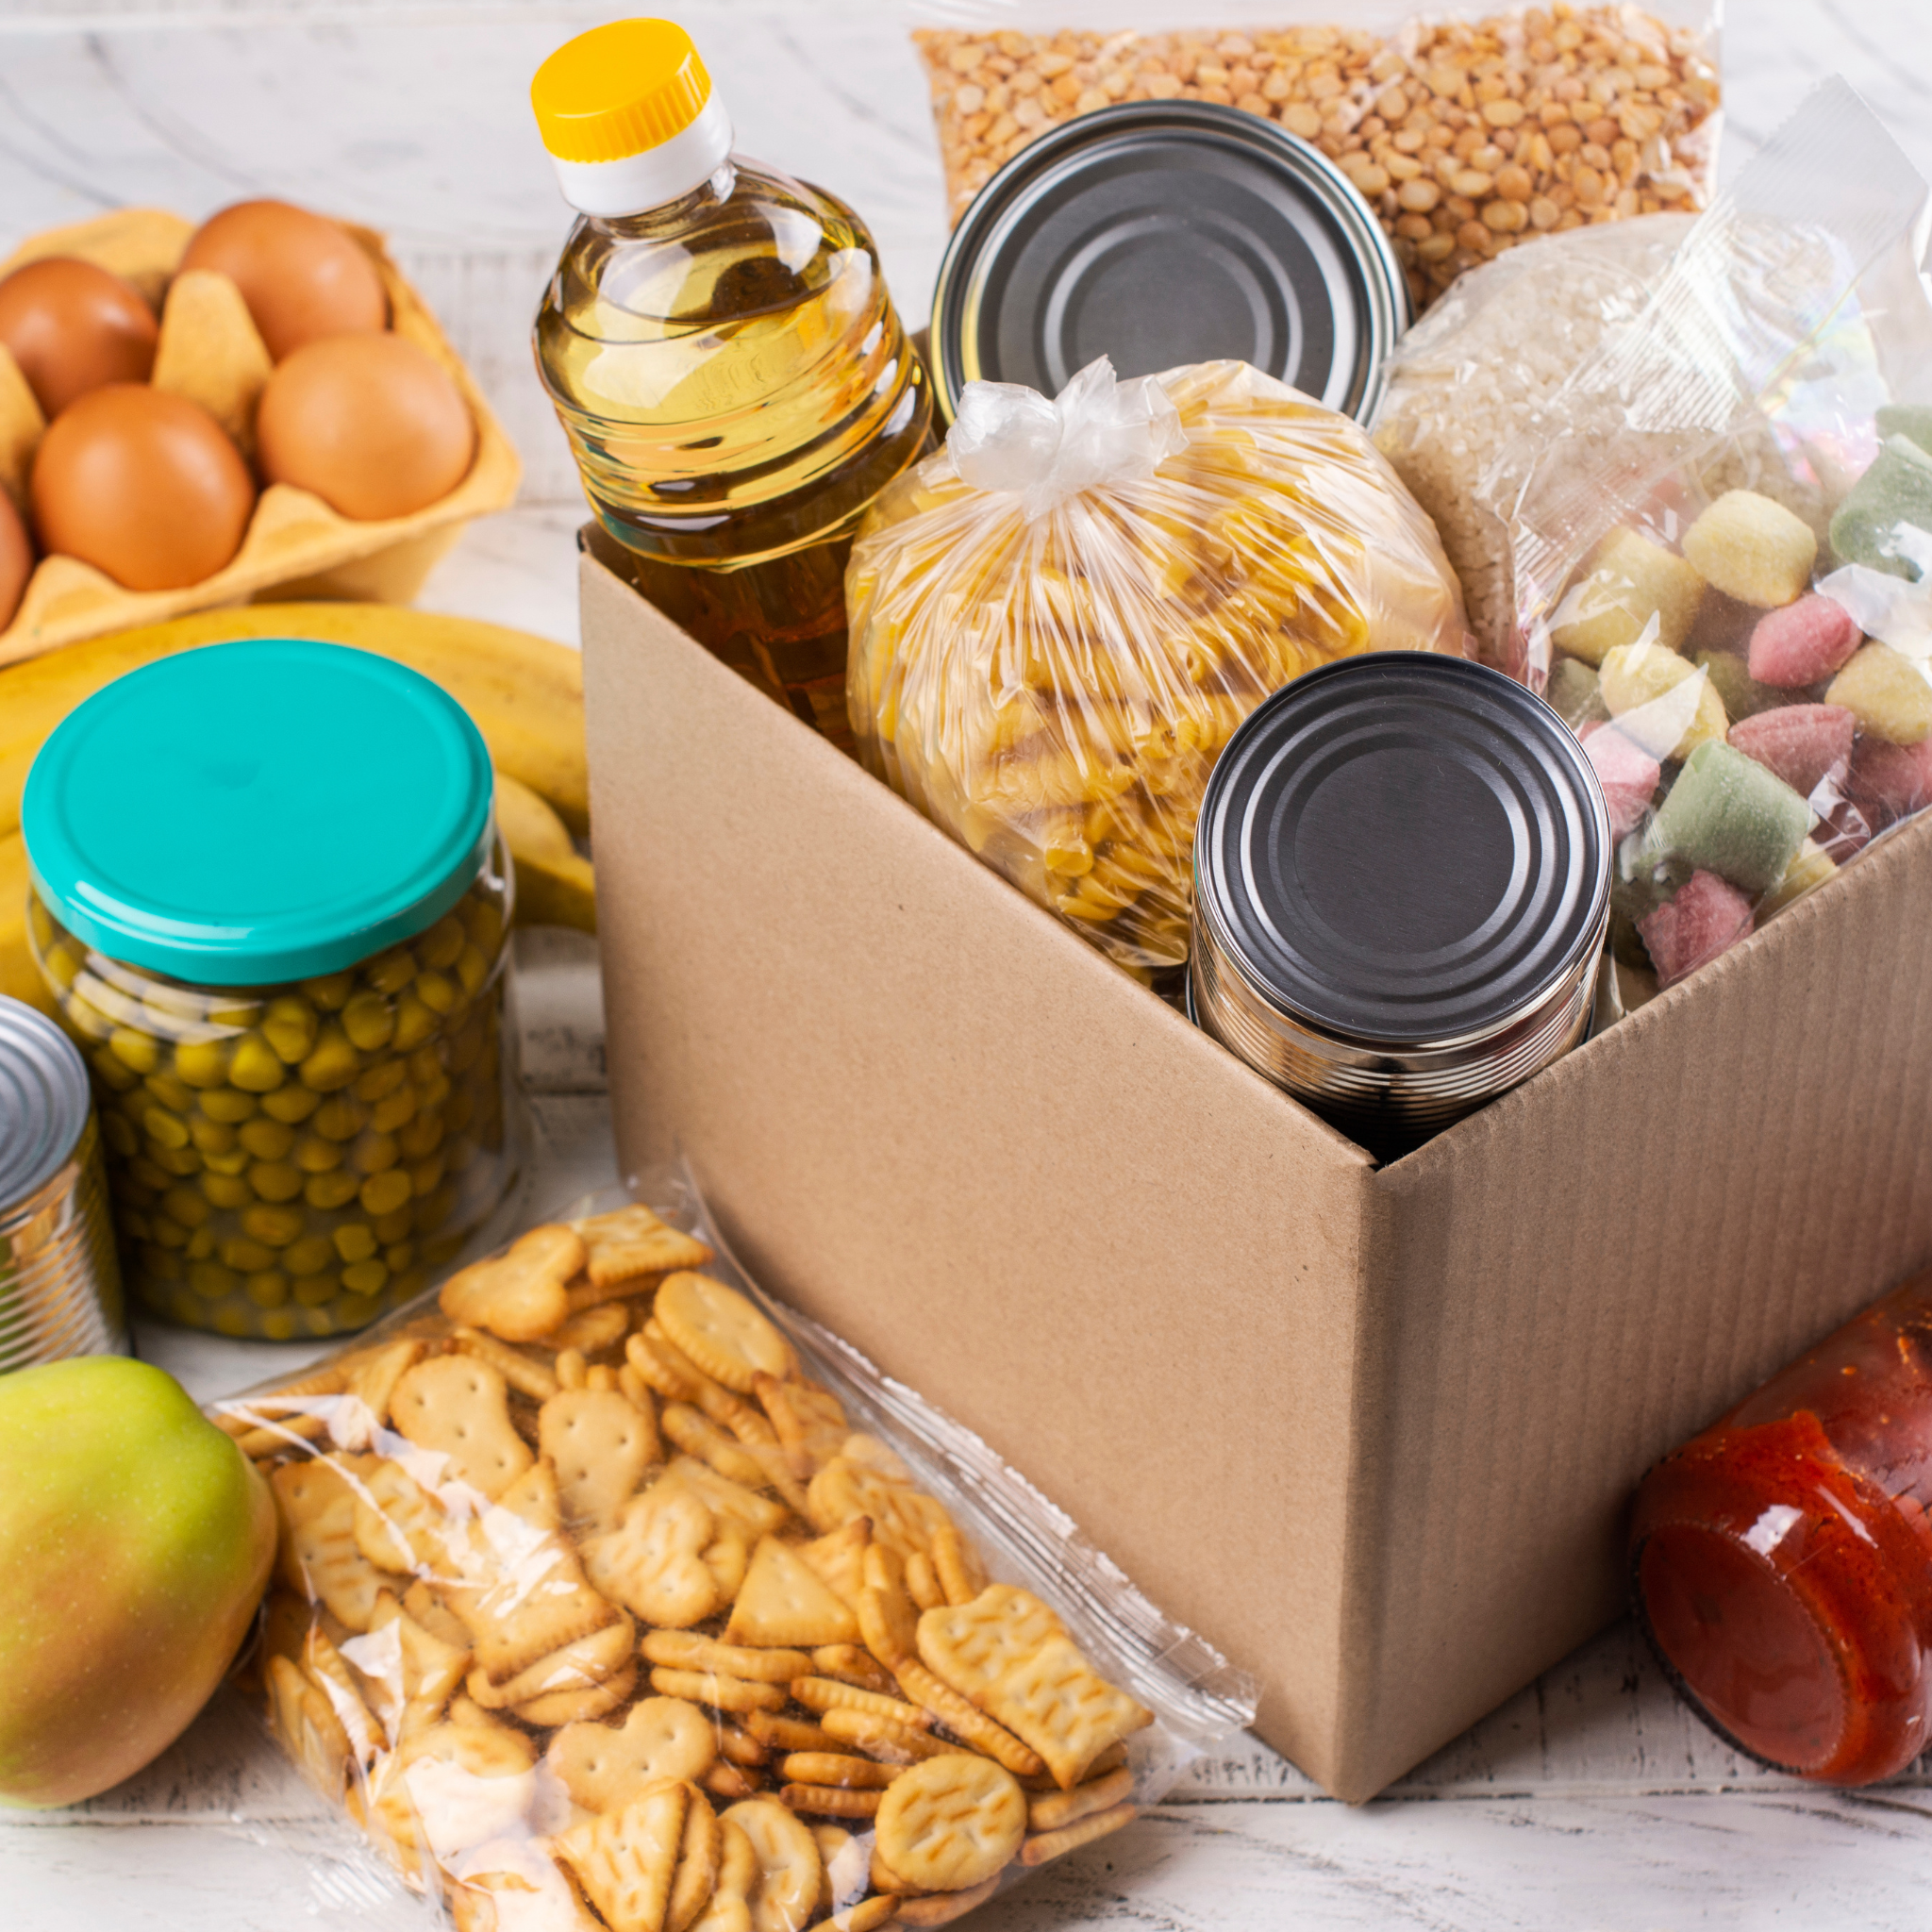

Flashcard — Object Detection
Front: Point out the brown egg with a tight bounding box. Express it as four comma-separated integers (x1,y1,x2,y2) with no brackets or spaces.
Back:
180,199,388,361
257,334,475,521
0,490,32,630
32,385,256,591
0,258,158,419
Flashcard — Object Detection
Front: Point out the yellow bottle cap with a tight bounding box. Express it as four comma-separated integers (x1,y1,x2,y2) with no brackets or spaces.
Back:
531,18,713,165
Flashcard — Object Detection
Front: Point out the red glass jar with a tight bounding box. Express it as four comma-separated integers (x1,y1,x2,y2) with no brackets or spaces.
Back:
1631,1267,1932,1782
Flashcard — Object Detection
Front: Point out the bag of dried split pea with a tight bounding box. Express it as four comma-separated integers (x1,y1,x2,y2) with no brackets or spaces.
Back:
911,0,1720,308
215,1174,1253,1929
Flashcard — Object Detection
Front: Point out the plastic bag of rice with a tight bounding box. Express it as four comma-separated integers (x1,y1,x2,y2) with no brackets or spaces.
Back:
1370,213,1690,673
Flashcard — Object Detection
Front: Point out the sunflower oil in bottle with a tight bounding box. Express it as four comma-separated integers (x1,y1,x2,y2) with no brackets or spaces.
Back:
530,18,932,749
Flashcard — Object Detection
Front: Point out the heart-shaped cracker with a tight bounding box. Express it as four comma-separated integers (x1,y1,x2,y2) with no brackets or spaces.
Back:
391,1355,534,1500
273,1456,385,1632
555,1778,689,1932
549,1696,718,1813
655,1275,794,1395
573,1204,716,1293
367,1707,539,1886
917,1585,1152,1790
582,1477,721,1629
441,1225,583,1342
874,1753,1026,1895
720,1798,822,1932
724,1539,859,1649
541,1387,658,1529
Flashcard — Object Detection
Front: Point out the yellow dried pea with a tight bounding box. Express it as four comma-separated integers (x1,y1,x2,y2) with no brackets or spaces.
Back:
915,3,1718,307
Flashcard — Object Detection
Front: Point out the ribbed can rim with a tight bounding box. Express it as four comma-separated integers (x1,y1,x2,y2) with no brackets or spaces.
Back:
929,97,1409,425
0,996,90,1214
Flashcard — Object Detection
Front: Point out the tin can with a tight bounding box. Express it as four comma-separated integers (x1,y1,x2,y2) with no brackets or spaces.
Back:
1190,654,1611,1158
929,99,1409,425
0,995,125,1370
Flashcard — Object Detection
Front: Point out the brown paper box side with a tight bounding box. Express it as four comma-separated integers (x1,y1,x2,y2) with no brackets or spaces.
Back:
582,555,1932,1799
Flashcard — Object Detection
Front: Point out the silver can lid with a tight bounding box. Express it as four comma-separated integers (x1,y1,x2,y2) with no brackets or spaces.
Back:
929,99,1410,424
0,996,91,1210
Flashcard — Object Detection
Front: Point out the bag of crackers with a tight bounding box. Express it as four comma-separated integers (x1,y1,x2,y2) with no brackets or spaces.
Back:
212,1174,1254,1930
846,355,1469,979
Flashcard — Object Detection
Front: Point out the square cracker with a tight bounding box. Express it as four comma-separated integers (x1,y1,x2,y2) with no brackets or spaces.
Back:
917,1585,1152,1789
573,1205,715,1291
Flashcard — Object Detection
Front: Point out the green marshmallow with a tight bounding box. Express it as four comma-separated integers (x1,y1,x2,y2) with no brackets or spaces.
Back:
1546,657,1607,732
1830,434,1932,581
1642,740,1809,894
1874,403,1932,457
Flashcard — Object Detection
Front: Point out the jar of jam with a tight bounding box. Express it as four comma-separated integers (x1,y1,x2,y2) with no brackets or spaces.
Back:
1631,1266,1932,1783
21,638,520,1341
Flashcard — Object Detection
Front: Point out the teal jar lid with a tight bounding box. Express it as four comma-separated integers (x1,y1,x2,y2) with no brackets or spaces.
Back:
22,639,494,987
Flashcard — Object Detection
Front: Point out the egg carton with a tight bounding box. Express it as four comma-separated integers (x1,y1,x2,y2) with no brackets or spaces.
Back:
0,207,521,670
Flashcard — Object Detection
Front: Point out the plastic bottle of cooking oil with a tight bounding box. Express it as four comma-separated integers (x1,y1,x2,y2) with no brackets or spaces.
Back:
530,17,932,749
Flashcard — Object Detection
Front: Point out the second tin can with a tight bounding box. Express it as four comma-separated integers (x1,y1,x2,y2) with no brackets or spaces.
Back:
0,994,125,1370
1190,654,1611,1158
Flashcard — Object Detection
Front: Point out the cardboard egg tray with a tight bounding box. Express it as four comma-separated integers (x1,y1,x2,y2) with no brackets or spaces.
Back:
0,207,521,670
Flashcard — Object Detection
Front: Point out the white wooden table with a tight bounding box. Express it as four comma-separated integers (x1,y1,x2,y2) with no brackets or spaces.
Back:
5,2,1932,1925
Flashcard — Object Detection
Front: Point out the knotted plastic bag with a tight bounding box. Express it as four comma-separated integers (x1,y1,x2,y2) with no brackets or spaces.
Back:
846,357,1471,976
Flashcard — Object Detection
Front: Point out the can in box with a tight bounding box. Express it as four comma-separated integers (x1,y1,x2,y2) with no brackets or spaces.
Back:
21,638,522,1341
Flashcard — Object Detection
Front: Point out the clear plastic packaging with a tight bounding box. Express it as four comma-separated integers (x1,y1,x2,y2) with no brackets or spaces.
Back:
908,0,1721,308
1372,212,1692,671
845,356,1470,977
212,1171,1255,1928
1490,80,1932,1001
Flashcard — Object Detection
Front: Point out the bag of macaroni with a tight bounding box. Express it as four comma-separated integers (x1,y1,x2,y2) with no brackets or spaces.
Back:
844,355,1469,981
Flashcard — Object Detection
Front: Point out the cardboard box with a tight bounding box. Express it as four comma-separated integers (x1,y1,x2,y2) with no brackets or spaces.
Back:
582,552,1932,1801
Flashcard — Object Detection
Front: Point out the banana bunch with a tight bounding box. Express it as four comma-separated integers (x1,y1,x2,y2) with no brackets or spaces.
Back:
0,604,593,1016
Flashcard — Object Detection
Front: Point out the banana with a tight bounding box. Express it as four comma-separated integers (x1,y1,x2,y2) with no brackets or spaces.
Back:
495,772,596,934
0,602,588,840
0,830,54,1018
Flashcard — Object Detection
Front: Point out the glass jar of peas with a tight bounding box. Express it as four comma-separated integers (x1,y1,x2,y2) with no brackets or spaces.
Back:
20,638,523,1340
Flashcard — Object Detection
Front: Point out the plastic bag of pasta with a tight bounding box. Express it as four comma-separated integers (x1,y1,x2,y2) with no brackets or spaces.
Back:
213,1174,1254,1929
846,356,1470,977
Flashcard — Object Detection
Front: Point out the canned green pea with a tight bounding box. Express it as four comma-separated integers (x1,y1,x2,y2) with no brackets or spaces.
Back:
20,638,522,1340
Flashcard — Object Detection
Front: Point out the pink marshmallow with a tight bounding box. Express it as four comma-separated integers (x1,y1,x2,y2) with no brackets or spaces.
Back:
1579,722,1662,840
1726,704,1856,800
1638,869,1755,987
1746,593,1862,689
1848,735,1932,824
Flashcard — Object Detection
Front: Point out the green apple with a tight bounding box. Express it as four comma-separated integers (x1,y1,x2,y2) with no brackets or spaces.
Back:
0,1356,275,1807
